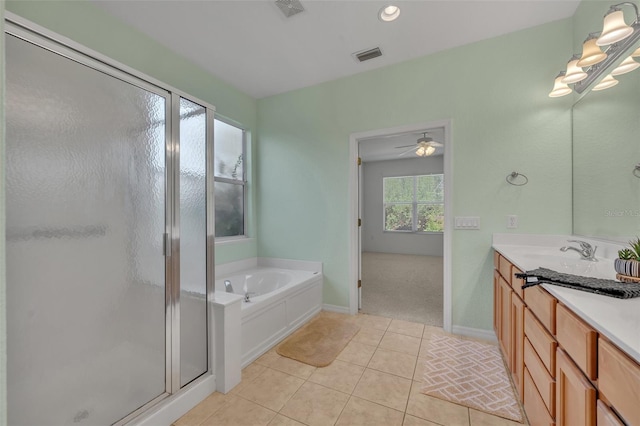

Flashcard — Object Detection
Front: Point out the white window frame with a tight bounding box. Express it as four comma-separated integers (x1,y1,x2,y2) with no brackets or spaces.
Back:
383,174,444,234
214,116,248,241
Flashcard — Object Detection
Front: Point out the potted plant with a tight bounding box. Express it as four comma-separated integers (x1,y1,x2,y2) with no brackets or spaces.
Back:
614,238,640,278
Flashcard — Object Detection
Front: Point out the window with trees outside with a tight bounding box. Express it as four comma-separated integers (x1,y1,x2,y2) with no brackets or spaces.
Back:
214,119,246,238
383,174,444,233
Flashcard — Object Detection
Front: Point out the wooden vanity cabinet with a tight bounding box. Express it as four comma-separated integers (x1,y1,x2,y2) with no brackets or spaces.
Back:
555,348,596,426
494,248,640,426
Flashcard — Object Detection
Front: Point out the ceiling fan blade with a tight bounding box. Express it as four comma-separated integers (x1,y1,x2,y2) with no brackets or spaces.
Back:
429,141,444,147
398,147,416,157
395,144,416,149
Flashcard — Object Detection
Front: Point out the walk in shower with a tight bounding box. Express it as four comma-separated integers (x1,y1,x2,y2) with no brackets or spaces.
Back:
5,18,214,425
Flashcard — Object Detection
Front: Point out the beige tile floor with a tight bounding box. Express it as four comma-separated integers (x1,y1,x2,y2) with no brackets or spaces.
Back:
174,312,527,426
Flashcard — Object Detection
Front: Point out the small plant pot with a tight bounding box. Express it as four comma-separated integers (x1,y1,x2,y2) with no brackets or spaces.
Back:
614,258,640,277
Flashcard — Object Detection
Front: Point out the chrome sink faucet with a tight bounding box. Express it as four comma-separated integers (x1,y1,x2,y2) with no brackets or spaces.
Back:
560,239,598,261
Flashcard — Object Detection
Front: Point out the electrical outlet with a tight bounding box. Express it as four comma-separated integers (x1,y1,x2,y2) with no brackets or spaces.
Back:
507,215,518,229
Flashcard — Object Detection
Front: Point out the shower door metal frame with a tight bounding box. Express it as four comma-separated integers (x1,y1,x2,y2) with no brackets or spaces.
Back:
5,13,216,424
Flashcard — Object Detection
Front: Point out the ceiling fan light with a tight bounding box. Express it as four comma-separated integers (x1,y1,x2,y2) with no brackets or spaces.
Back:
416,146,427,156
592,74,619,91
424,145,436,156
577,37,608,67
561,57,587,84
549,73,572,97
379,5,400,22
611,56,640,75
597,9,634,46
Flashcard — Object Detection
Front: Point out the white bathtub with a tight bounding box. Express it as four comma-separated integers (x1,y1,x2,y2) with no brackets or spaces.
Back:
215,266,323,367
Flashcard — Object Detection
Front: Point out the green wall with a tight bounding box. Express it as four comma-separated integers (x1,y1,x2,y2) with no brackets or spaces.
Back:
5,0,259,265
257,18,575,329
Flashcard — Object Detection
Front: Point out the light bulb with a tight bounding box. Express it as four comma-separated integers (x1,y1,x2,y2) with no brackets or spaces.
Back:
577,37,607,67
424,146,436,156
379,5,400,22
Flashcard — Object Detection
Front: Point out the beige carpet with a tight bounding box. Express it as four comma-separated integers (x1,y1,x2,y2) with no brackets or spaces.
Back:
276,315,360,367
361,252,443,326
420,334,524,423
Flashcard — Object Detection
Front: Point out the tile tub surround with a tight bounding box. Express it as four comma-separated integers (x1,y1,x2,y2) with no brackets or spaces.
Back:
493,233,640,363
174,312,526,426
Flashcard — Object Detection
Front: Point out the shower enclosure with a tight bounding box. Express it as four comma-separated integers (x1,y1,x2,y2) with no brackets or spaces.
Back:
5,18,214,425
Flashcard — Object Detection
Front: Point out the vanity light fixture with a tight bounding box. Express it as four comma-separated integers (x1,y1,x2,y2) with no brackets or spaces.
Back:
611,55,640,75
550,2,640,96
548,71,573,97
379,5,400,22
592,74,619,90
597,6,635,46
562,55,588,84
577,33,608,67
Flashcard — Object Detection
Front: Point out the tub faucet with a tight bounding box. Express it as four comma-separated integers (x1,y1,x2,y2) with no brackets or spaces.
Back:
244,292,255,303
560,239,598,261
224,280,234,293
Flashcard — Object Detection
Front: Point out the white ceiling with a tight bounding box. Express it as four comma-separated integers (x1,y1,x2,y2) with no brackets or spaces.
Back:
359,127,445,162
92,0,580,99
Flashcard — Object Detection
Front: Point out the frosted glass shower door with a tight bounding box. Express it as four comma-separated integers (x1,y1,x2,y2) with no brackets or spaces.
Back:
6,34,169,425
178,98,209,387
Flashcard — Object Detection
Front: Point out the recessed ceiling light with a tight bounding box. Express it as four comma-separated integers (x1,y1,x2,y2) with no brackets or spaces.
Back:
379,5,400,22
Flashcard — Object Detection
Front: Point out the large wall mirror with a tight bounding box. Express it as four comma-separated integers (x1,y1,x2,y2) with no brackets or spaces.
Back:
572,40,640,241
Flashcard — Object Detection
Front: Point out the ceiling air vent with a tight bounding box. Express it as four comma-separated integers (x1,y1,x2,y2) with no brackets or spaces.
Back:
275,0,305,18
353,47,383,63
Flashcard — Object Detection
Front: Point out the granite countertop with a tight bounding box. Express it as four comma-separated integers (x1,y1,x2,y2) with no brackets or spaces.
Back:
493,234,640,364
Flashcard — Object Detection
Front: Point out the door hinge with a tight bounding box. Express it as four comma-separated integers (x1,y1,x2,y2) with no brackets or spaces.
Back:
358,218,362,227
357,157,362,166
358,279,362,288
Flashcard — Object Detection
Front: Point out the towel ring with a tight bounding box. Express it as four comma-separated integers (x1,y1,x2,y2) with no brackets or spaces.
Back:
634,163,640,178
506,171,528,186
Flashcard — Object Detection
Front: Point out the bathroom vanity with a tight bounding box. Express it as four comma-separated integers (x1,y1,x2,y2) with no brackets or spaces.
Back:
493,235,640,426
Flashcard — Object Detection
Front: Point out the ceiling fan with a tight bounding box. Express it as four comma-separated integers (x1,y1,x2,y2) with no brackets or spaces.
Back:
396,133,443,157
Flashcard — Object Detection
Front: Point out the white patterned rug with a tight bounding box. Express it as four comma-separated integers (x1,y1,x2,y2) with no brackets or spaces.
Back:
420,334,524,422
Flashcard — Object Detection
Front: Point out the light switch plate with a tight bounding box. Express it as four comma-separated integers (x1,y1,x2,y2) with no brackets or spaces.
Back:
454,216,480,230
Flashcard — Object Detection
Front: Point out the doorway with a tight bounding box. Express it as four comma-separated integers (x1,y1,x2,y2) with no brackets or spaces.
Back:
348,121,452,331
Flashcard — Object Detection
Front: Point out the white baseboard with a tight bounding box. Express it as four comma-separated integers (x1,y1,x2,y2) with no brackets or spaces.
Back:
322,304,351,314
451,326,497,343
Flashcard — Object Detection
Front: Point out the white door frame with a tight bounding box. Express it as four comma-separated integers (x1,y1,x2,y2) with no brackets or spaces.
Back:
348,119,453,333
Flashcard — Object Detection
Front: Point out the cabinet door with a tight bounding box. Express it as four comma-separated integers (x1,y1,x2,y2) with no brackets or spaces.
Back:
556,348,596,426
499,276,512,367
598,338,640,426
511,294,525,399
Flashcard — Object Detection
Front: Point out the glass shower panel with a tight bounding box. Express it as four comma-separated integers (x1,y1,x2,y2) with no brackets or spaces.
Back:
6,35,167,425
178,98,209,387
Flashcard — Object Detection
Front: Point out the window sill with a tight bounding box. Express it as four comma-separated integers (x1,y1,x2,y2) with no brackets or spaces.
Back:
383,230,444,235
215,236,255,246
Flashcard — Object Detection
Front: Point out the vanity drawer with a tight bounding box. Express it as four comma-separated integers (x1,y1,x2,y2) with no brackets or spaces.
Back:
598,338,640,426
524,337,555,417
511,265,524,300
556,303,597,380
525,308,557,376
597,400,624,426
498,255,512,284
525,285,556,335
524,367,555,426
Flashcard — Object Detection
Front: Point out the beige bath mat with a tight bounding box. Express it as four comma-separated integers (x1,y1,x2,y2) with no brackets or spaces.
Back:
420,334,524,423
276,315,360,367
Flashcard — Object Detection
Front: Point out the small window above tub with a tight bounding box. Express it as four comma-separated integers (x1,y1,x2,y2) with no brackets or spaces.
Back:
214,118,246,238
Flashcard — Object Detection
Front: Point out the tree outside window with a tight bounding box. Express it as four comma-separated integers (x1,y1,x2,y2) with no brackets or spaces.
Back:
383,174,444,233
